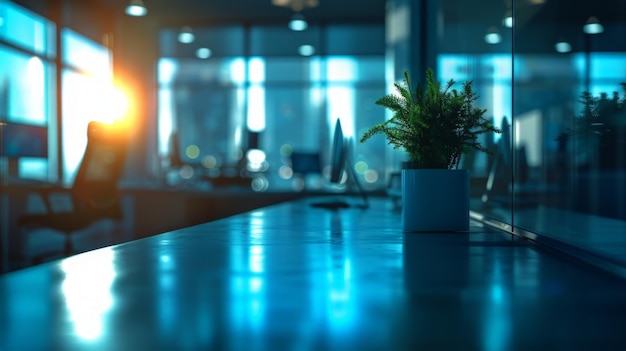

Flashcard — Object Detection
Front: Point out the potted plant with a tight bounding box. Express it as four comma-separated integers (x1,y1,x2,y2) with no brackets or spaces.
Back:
360,68,500,231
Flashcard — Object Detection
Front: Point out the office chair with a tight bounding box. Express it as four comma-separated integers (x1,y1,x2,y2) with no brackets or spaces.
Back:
17,121,129,263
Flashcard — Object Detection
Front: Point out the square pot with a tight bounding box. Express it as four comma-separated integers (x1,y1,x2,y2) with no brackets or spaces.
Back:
402,169,470,232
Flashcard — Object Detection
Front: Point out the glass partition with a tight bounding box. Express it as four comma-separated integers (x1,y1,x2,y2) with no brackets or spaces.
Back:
512,0,626,266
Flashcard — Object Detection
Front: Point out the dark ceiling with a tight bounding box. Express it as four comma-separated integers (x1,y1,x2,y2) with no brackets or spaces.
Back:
98,0,387,25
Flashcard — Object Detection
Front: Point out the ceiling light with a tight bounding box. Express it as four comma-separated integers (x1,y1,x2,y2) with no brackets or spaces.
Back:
125,0,147,17
502,10,513,28
484,27,502,44
555,41,572,53
583,16,604,35
196,48,212,59
272,0,319,12
289,13,308,31
178,26,195,44
298,44,315,56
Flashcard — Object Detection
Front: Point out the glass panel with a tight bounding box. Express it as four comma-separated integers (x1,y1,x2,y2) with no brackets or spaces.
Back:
61,28,111,77
157,26,386,191
157,57,246,178
0,47,49,125
61,28,115,185
513,0,626,265
437,0,514,226
0,0,55,57
326,24,385,56
250,25,321,57
160,25,245,58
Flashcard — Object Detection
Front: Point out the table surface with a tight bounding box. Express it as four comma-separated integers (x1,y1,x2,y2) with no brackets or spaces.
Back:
2,196,626,350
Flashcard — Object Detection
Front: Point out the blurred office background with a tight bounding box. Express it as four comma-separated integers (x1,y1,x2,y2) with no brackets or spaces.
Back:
1,0,625,273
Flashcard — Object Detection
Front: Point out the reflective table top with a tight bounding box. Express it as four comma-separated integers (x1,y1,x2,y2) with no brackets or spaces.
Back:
1,197,626,350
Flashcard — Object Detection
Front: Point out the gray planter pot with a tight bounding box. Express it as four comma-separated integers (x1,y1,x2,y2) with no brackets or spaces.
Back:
401,168,470,232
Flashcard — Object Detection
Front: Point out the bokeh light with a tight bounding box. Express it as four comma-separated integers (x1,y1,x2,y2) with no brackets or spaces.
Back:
185,144,200,159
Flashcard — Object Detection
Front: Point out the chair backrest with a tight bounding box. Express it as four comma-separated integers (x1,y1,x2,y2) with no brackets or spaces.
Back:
72,121,129,211
168,132,185,167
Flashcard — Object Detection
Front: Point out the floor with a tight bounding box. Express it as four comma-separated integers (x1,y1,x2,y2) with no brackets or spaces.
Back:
1,196,626,350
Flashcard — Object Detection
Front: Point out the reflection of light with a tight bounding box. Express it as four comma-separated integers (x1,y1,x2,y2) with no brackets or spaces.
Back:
482,260,511,351
227,213,267,332
249,246,264,273
326,257,354,325
249,277,263,293
60,248,117,340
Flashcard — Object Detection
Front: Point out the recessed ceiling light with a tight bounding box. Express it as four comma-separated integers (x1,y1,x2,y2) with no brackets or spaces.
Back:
555,41,572,53
484,27,502,44
298,45,315,56
583,16,604,35
289,13,308,31
196,48,212,59
502,10,513,28
125,0,147,17
178,26,195,44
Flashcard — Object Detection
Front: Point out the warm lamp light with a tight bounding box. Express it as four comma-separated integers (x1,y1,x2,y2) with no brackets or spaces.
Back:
272,0,319,12
125,0,147,17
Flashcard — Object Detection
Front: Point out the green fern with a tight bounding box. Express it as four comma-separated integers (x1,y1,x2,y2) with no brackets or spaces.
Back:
360,68,500,169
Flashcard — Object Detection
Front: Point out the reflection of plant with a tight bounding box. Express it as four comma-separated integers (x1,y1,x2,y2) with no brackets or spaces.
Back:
577,83,626,144
359,68,500,169
572,83,626,168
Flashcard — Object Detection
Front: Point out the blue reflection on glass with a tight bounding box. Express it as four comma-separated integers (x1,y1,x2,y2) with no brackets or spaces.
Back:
60,248,117,341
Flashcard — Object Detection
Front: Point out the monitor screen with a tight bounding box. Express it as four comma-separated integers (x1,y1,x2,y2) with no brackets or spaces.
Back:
1,122,48,158
291,152,321,175
329,118,346,183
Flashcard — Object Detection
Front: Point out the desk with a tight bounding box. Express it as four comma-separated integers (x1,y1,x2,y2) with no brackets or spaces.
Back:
1,197,626,350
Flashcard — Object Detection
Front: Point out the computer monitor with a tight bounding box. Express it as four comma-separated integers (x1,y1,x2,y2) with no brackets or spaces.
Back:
329,118,346,184
1,122,48,158
310,118,368,209
290,151,322,175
